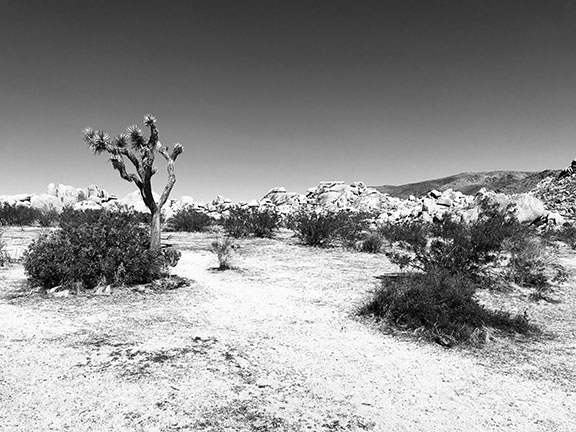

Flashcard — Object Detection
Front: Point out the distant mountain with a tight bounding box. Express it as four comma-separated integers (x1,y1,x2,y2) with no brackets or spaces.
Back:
372,170,560,199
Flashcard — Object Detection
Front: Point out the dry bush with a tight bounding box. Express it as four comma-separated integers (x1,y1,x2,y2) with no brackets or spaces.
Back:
223,207,281,238
360,270,537,346
211,237,235,270
23,212,165,289
367,213,547,346
168,207,213,232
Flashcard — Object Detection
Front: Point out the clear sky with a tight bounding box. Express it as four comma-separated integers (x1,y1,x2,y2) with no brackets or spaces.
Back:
1,0,576,202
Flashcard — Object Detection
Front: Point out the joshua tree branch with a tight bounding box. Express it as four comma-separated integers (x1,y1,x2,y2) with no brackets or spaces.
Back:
157,143,182,208
109,155,142,188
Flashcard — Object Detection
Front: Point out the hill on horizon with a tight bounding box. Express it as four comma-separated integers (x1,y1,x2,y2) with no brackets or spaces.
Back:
371,170,560,199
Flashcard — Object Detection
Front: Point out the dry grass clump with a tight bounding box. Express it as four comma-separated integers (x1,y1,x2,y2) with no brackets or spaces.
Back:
210,237,235,270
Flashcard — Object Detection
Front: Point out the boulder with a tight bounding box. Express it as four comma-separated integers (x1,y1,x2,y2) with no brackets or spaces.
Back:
436,196,453,207
0,194,33,205
73,200,102,211
422,197,438,214
30,194,63,211
460,207,480,224
512,194,546,224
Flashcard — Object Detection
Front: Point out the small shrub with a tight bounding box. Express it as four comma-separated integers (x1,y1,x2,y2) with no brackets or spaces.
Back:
288,207,348,247
24,212,163,289
504,236,550,288
223,207,280,238
359,231,384,253
168,207,212,232
379,212,530,281
334,211,380,251
247,208,281,238
161,246,182,270
23,232,72,288
0,203,40,226
543,224,576,249
37,207,60,227
211,237,235,270
58,206,104,228
359,270,536,346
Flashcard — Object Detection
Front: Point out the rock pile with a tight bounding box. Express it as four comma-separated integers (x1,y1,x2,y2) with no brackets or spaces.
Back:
532,172,576,222
1,170,568,227
0,183,116,212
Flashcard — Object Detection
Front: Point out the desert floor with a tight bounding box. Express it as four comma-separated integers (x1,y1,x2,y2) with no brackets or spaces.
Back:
0,227,575,431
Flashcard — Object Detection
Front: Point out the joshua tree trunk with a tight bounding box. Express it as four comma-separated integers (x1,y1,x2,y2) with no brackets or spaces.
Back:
150,208,162,253
83,114,183,255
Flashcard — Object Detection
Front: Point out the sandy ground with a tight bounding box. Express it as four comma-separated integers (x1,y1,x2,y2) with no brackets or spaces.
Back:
0,228,575,431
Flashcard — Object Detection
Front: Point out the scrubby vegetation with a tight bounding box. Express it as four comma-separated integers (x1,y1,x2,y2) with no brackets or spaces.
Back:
0,203,42,226
58,206,105,228
0,230,7,266
222,207,281,238
543,223,576,249
210,237,235,270
288,207,348,247
360,211,553,345
23,212,169,289
360,271,534,346
288,206,384,251
168,207,213,232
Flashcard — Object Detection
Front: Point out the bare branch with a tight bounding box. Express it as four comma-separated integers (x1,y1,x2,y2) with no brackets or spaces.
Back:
157,143,183,208
171,143,183,161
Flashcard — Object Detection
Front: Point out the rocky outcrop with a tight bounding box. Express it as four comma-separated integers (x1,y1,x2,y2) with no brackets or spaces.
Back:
532,172,576,220
0,171,565,227
0,184,117,212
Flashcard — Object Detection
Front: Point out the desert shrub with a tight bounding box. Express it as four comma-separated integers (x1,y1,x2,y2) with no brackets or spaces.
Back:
23,232,72,288
161,246,182,268
288,207,350,247
210,237,235,270
368,213,546,345
333,211,382,251
168,207,213,232
379,212,531,281
504,236,550,288
359,270,536,346
501,234,567,302
223,207,281,238
58,206,104,228
24,212,163,289
359,231,384,253
0,203,40,226
0,230,7,266
543,224,576,249
37,207,60,227
128,211,153,225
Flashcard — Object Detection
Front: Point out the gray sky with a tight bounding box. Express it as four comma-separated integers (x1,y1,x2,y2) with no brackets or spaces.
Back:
1,0,576,202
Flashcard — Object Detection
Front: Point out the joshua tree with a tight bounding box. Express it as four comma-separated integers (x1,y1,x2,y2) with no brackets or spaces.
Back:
83,114,183,253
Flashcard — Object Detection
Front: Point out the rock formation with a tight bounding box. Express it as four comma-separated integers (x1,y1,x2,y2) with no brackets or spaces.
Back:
5,160,576,228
